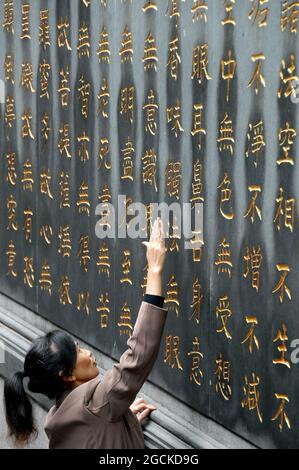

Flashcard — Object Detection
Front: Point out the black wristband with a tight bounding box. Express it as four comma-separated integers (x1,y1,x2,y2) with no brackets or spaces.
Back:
143,294,165,309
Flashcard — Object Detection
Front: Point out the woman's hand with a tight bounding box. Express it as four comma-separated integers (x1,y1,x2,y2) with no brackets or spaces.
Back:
130,398,157,425
142,218,166,275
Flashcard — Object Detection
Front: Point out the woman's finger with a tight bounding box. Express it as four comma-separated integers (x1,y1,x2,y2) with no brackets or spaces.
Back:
159,218,165,239
134,398,145,404
132,403,156,413
137,408,152,423
150,219,160,243
150,219,159,242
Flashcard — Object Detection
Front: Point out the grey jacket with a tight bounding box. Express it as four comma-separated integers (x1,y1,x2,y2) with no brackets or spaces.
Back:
44,301,168,449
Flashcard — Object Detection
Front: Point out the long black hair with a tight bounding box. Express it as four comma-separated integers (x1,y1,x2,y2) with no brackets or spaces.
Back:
4,330,77,444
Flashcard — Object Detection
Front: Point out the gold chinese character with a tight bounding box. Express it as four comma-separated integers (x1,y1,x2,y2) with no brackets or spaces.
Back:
118,301,134,337
215,353,232,401
164,335,183,370
57,17,72,50
121,137,134,181
77,235,90,273
97,185,112,229
40,169,53,199
41,112,51,145
97,27,111,63
246,120,266,167
77,131,90,163
58,124,72,159
167,37,181,80
39,260,52,296
278,53,298,99
142,149,158,192
187,337,204,386
58,68,70,107
143,89,158,136
20,4,31,40
243,246,263,292
77,22,90,58
58,226,72,258
241,316,259,354
167,99,184,138
242,373,263,423
5,96,16,128
271,394,291,432
189,277,203,324
120,86,135,123
4,54,14,83
274,187,295,232
59,276,72,305
39,9,50,49
78,76,90,119
143,1,158,12
6,240,17,278
191,104,206,150
21,110,35,140
98,137,112,171
222,0,236,26
6,152,17,186
221,50,236,102
165,274,180,316
77,181,90,216
97,78,110,118
24,257,34,288
216,295,233,339
39,60,51,100
166,161,182,200
192,44,211,85
3,1,14,34
281,1,299,33
272,264,292,303
23,209,33,243
119,25,133,62
22,160,34,191
39,224,53,245
7,195,18,231
244,185,262,224
190,161,204,207
191,232,204,263
97,243,110,277
217,173,234,220
248,53,266,94
215,238,233,278
143,32,158,71
217,112,235,155
97,292,110,328
278,121,296,165
249,0,269,27
191,0,208,22
166,0,182,25
20,62,35,93
120,250,133,285
273,324,291,368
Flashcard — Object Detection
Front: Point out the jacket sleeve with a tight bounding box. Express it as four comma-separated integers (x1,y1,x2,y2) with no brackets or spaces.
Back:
86,301,168,422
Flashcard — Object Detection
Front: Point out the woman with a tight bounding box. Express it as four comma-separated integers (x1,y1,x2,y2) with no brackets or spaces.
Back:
4,218,168,449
